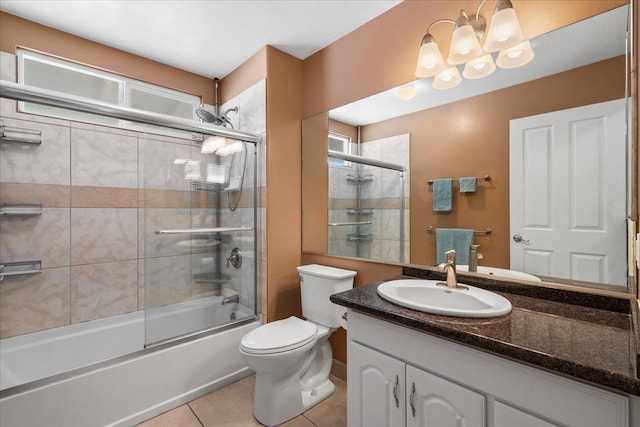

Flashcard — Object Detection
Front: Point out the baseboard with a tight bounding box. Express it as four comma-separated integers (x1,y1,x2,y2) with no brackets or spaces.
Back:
331,359,347,382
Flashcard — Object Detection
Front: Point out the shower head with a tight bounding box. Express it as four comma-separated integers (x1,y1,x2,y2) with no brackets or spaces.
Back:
196,107,224,124
196,106,236,128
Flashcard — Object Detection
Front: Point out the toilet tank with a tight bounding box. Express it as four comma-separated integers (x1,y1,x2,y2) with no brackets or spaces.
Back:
297,264,356,328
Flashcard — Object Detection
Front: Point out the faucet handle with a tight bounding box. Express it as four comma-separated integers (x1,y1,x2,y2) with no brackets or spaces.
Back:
445,249,456,263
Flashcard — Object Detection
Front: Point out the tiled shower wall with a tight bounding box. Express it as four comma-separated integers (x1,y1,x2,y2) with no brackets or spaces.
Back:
328,134,410,263
0,51,267,339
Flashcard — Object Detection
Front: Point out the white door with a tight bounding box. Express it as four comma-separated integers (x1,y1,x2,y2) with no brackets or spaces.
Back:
406,365,485,427
510,99,627,286
348,342,405,427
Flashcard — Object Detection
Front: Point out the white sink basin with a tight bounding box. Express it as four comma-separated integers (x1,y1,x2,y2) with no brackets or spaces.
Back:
377,279,512,318
457,265,541,282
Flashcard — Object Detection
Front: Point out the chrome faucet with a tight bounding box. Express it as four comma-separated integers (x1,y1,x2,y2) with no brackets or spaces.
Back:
469,245,481,273
438,249,458,289
222,294,240,305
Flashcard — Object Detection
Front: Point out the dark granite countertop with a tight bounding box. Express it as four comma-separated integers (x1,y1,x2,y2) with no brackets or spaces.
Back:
330,267,640,396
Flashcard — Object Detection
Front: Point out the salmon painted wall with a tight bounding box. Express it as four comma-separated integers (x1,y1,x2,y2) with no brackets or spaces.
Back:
0,12,214,104
264,47,304,322
220,46,304,324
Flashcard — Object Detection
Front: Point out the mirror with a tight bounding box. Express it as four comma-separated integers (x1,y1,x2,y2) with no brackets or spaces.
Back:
302,4,634,293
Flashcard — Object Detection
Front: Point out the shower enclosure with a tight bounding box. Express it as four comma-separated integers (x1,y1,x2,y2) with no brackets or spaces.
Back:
0,76,260,401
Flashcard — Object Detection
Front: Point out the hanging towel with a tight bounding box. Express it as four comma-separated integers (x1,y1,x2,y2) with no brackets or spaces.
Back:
459,177,477,193
436,228,474,264
432,179,452,212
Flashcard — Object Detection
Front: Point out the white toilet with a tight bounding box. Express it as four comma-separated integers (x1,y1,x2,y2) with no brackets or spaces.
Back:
239,264,356,426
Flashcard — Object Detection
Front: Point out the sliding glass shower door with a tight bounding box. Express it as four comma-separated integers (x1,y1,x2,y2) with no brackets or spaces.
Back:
142,133,257,346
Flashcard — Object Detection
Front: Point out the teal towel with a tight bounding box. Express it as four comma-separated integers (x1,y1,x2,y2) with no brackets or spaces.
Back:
459,177,477,193
432,179,452,212
436,228,474,264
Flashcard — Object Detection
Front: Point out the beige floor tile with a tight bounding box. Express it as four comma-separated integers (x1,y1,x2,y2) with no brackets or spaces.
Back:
188,375,260,427
277,415,316,427
302,375,347,427
136,405,202,427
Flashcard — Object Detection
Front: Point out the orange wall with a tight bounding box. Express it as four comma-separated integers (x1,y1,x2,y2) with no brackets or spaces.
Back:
0,12,214,104
220,47,267,104
362,56,625,268
220,46,304,324
303,0,627,118
265,47,304,322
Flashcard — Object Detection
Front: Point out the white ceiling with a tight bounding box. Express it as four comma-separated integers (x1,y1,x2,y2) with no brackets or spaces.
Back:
0,0,401,79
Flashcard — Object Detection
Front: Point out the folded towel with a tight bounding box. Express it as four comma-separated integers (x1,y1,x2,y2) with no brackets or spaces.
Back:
436,228,474,264
459,177,477,193
432,179,452,212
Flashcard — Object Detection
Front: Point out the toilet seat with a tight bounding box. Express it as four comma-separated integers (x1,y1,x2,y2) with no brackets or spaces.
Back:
240,317,317,355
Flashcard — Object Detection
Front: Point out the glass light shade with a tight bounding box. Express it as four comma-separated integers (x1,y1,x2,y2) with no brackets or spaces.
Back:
201,135,227,153
462,54,496,79
496,40,534,68
447,23,484,65
483,7,525,52
397,84,417,100
415,38,446,78
433,67,462,90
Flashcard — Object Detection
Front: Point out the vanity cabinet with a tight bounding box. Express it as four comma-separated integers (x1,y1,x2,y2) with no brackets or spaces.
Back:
347,310,630,427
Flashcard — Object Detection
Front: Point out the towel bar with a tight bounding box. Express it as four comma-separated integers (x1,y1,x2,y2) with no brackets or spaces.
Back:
427,226,492,235
427,175,491,185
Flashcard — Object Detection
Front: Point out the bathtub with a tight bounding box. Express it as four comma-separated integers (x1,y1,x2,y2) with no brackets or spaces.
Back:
0,296,260,426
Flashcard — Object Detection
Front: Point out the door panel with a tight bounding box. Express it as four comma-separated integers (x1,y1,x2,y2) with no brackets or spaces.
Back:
348,342,405,427
406,365,484,427
510,99,626,286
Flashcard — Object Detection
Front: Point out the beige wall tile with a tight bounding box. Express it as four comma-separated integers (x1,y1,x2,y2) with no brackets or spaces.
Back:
144,255,190,307
0,267,70,338
71,186,137,208
0,117,70,185
70,260,138,323
140,138,191,191
0,183,70,207
143,208,191,258
71,128,138,188
0,207,70,268
71,208,137,265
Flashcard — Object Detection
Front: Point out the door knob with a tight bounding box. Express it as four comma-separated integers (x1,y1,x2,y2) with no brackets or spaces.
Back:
512,234,530,244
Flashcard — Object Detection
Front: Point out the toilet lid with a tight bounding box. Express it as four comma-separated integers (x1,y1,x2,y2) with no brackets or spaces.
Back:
240,317,317,355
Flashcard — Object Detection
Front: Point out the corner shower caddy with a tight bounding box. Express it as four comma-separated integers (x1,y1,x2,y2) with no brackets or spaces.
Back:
328,149,406,262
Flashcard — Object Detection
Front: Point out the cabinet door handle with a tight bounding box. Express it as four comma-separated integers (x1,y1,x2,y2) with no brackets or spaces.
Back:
392,375,399,408
409,382,416,417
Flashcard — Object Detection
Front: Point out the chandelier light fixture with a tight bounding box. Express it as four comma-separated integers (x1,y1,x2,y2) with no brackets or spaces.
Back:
415,0,534,89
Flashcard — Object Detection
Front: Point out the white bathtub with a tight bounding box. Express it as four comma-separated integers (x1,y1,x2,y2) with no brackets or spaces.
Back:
0,296,260,426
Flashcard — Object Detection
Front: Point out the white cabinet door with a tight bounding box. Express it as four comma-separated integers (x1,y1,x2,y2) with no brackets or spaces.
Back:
348,341,405,427
493,401,560,427
406,365,485,427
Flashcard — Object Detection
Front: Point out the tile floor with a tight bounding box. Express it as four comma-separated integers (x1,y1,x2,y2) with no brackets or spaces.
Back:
136,374,347,427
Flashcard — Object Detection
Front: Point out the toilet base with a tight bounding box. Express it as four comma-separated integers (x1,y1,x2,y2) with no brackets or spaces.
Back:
253,375,335,427
250,339,335,426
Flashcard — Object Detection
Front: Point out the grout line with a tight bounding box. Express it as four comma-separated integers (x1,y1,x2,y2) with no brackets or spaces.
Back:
186,404,205,427
302,414,319,426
